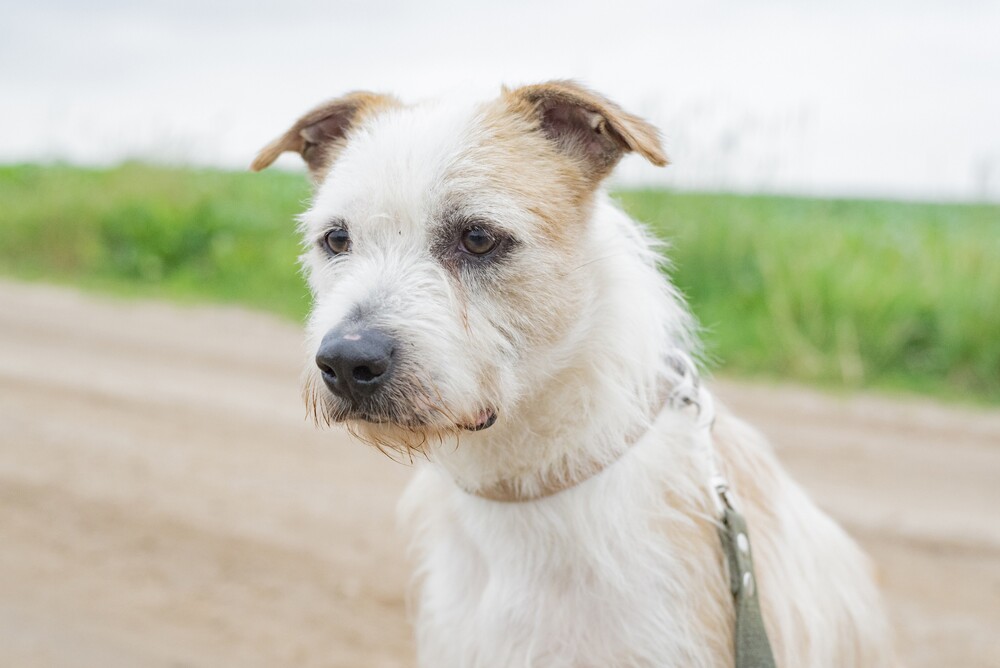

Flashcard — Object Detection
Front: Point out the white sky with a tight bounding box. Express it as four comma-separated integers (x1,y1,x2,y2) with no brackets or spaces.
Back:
2,0,999,201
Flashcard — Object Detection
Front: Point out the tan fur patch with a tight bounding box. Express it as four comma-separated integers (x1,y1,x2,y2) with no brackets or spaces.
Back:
504,80,668,177
250,91,402,183
457,80,667,248
463,95,597,247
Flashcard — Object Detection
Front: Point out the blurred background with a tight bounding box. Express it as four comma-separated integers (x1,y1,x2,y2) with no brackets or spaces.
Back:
1,1,998,667
6,0,1000,200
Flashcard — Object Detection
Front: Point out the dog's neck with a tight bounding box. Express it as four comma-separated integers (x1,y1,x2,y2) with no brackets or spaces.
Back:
428,195,695,499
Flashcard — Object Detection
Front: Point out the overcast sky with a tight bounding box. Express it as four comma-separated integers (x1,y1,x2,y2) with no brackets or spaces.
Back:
2,0,999,201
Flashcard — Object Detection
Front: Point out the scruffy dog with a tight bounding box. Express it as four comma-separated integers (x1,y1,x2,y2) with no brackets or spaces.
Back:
253,81,895,667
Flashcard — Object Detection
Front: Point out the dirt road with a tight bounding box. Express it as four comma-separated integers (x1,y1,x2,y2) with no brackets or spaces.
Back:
1,280,998,668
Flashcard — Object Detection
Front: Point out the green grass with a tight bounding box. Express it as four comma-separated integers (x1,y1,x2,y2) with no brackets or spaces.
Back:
0,162,312,319
618,190,1000,403
1,163,997,403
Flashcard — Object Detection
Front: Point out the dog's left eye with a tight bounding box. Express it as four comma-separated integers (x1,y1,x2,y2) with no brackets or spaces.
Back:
460,226,498,255
323,228,351,255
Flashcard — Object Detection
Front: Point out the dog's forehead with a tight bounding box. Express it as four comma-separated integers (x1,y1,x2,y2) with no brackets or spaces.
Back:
303,98,495,235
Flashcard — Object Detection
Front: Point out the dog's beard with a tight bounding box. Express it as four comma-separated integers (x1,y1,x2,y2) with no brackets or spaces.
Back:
302,370,484,459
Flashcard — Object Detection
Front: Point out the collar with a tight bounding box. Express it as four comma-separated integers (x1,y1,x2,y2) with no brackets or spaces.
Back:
457,349,777,665
466,399,667,502
464,352,696,504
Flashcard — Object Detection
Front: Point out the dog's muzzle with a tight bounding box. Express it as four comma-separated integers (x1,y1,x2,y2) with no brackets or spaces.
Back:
315,326,396,405
314,325,498,432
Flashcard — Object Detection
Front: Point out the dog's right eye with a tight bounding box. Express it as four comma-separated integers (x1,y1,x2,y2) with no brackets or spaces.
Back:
323,228,351,255
460,226,498,256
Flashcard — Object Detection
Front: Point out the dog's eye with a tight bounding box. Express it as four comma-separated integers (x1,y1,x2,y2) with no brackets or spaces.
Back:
460,226,498,255
323,228,351,255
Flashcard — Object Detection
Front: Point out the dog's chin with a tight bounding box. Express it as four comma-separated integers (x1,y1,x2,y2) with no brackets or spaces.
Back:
342,408,498,457
346,408,498,433
327,400,499,448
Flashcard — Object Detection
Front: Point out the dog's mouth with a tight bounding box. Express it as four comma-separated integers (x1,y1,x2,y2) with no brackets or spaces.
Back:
462,409,498,432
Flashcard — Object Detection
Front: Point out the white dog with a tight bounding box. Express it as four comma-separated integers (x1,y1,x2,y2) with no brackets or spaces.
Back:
253,81,895,667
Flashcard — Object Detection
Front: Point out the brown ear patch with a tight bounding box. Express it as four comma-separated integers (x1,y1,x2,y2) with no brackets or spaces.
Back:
251,91,401,183
504,80,667,180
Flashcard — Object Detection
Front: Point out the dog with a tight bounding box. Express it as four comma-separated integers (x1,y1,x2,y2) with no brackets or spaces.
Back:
252,81,896,667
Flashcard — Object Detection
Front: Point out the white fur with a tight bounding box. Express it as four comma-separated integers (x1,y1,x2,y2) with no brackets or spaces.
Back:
292,92,896,667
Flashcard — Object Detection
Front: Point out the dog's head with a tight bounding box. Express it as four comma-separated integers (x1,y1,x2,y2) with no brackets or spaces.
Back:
253,81,666,454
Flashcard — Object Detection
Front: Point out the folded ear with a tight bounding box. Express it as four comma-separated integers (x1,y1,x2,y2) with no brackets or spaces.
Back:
251,91,400,183
504,80,667,180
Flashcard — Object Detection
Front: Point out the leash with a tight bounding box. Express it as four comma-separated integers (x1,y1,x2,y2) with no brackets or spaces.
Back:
667,351,777,668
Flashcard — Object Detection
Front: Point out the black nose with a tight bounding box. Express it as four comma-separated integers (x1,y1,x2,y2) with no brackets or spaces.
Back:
315,327,396,401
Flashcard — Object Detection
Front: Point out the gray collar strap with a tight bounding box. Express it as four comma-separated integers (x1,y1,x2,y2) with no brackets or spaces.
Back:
719,503,778,667
668,351,777,668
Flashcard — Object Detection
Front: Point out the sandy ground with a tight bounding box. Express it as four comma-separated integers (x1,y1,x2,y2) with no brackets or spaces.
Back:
1,279,998,668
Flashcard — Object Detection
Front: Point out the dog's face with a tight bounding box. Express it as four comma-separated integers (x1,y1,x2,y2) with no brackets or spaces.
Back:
253,82,666,452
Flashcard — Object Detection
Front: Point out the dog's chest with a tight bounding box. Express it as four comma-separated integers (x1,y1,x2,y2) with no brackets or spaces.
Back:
406,465,729,668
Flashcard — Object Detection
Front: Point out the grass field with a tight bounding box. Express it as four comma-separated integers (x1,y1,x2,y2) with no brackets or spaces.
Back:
1,163,997,403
